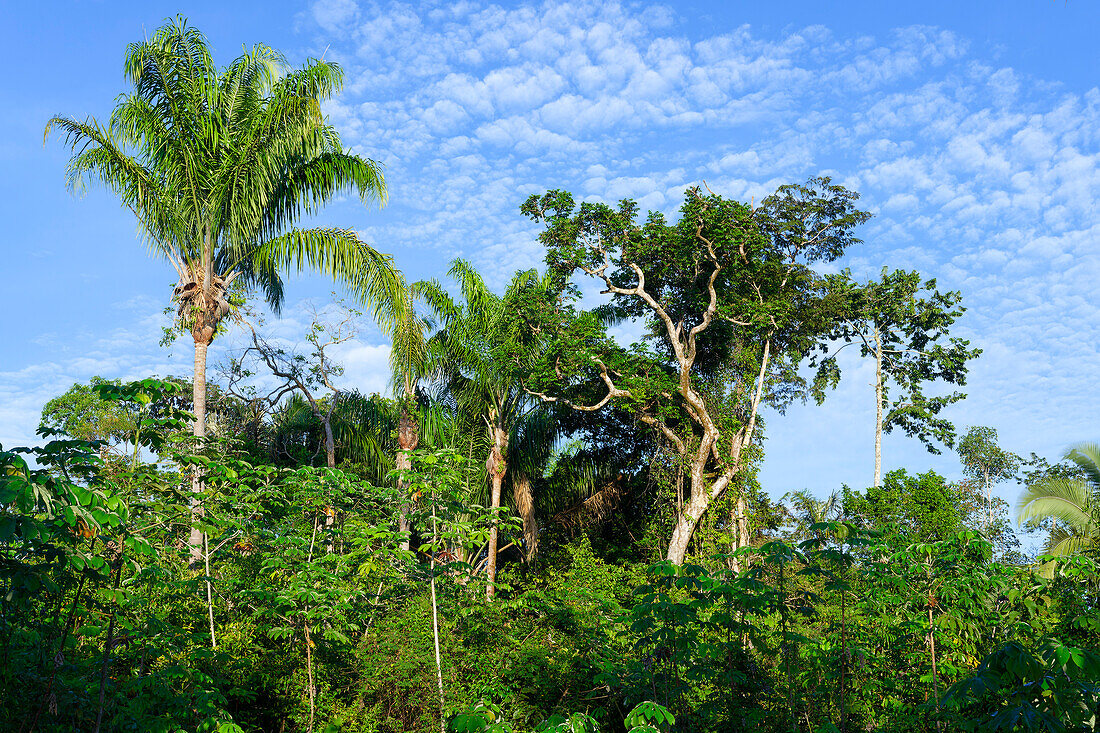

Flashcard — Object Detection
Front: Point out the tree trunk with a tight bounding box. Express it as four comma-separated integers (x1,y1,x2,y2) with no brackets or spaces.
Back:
983,466,991,531
484,425,508,601
667,492,713,565
304,621,315,733
666,340,769,566
322,418,336,552
839,572,848,733
189,338,209,568
429,499,446,733
928,604,941,731
204,533,216,649
873,325,883,489
737,495,749,554
322,419,336,469
92,557,124,733
396,406,419,553
512,472,538,563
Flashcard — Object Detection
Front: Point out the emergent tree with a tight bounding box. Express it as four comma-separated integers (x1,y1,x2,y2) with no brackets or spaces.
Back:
827,268,980,488
46,19,400,563
521,179,871,564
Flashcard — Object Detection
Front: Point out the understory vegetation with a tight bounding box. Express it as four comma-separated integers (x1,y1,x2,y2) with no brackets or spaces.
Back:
2,392,1098,732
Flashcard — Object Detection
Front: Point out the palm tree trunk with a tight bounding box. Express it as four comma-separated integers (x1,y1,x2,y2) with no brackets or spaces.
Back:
189,338,208,568
322,418,336,552
396,406,419,553
512,473,538,563
485,425,507,601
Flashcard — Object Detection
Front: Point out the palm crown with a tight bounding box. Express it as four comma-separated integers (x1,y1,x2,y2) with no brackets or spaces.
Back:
46,18,399,345
417,260,556,596
1017,442,1099,568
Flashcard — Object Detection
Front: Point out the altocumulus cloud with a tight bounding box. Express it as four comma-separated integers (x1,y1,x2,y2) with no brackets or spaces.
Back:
6,1,1097,510
300,0,1099,500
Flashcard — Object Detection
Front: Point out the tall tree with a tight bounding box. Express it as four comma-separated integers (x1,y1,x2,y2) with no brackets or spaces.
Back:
388,287,432,552
1017,443,1099,571
957,426,1019,531
418,261,554,598
827,268,980,488
46,19,399,563
522,179,870,565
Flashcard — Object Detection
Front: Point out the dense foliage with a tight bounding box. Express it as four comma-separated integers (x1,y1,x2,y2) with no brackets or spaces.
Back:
3,359,1098,733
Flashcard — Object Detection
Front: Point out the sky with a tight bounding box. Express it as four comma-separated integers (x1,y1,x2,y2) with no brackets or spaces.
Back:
2,0,1099,513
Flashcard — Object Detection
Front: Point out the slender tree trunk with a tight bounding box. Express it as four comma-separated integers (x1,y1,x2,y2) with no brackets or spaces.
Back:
304,515,318,732
737,495,749,554
304,621,315,733
839,573,848,733
983,467,992,532
93,557,125,733
928,604,942,732
204,533,216,650
484,425,507,600
429,499,446,733
874,326,883,489
322,418,337,552
189,339,209,568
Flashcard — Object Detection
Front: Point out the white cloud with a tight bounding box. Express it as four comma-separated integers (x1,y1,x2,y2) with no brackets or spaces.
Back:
312,0,359,34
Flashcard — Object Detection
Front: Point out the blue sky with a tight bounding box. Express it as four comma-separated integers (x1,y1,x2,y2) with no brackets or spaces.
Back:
2,1,1099,513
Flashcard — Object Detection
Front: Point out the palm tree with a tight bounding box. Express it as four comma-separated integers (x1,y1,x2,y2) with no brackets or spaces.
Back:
782,489,843,539
501,408,558,563
333,387,455,554
1017,443,1099,572
46,18,400,564
387,288,433,551
418,261,553,599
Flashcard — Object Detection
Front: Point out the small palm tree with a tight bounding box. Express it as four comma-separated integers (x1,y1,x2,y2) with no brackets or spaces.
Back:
782,489,843,539
46,18,400,563
505,408,558,562
387,287,433,551
1017,443,1099,571
418,260,554,599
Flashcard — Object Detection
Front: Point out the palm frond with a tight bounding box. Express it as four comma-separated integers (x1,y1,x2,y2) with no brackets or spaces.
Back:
1017,440,1100,570
253,227,401,326
1067,442,1100,494
1017,477,1095,533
